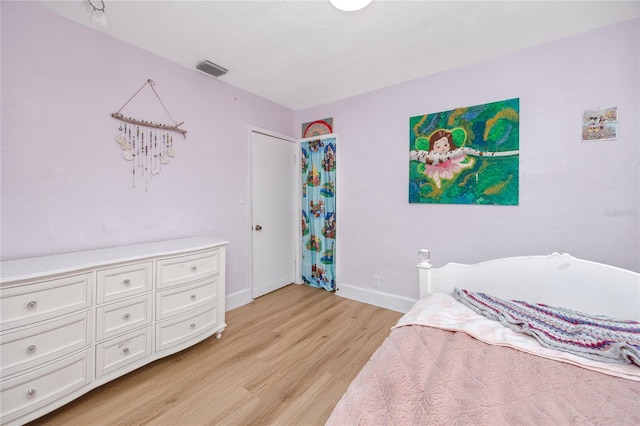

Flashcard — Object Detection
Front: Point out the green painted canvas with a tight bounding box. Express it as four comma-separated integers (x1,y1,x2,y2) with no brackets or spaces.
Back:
409,98,520,205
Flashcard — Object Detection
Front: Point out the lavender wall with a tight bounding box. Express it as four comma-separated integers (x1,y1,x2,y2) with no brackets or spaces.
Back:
296,19,640,299
2,3,638,304
1,2,294,298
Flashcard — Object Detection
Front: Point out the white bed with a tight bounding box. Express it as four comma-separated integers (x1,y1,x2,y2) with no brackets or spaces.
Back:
327,251,640,425
418,250,640,322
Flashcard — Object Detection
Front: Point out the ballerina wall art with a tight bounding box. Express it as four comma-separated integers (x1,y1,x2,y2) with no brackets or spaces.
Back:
409,98,520,205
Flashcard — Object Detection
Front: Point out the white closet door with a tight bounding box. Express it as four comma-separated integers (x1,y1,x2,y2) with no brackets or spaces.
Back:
251,131,296,298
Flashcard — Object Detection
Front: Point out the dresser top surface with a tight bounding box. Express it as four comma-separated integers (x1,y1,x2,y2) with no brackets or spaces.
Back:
1,236,229,284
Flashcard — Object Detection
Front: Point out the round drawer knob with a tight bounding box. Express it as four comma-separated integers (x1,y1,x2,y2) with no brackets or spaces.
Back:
123,279,131,286
26,344,37,354
122,347,130,354
190,294,197,300
190,323,196,329
123,313,131,320
26,389,37,399
190,266,197,272
26,301,38,310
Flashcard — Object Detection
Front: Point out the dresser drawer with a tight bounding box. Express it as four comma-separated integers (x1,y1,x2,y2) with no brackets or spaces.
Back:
156,249,220,289
0,311,91,378
0,349,92,424
96,294,153,341
1,274,92,331
96,262,152,304
155,276,218,320
95,326,152,378
156,304,217,352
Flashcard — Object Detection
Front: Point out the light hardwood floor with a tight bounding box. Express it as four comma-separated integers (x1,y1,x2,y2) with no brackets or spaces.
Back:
30,284,402,425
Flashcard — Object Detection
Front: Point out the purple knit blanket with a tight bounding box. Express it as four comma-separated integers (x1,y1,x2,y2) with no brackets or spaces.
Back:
453,288,640,366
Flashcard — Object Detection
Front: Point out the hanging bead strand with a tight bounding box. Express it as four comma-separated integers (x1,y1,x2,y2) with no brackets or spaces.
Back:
144,130,149,192
148,129,153,177
131,124,136,188
153,132,159,174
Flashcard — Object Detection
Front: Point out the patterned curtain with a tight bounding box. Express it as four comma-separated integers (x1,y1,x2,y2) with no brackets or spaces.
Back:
301,136,336,291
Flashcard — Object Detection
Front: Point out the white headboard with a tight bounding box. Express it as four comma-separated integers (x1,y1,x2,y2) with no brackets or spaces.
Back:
418,251,640,322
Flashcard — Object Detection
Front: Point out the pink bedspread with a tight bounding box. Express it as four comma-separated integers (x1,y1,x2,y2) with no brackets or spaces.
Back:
327,324,640,425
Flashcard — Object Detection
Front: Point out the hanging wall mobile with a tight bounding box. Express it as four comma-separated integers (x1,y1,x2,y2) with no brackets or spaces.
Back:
112,79,187,191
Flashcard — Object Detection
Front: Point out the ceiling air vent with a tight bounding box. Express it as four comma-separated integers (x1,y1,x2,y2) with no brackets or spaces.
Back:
196,60,228,78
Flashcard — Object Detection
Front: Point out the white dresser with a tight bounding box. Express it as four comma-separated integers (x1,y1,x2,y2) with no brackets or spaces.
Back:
0,237,228,425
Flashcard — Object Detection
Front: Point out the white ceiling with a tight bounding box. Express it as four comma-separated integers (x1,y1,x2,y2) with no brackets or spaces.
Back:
35,1,639,110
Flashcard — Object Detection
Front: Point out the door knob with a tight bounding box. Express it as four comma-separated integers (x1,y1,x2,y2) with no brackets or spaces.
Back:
255,225,262,231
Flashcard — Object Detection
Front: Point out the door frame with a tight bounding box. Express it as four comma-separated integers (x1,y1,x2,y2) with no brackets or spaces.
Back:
247,127,340,297
248,126,302,300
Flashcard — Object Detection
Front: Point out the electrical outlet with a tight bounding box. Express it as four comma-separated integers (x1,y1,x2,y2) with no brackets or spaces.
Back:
372,275,381,288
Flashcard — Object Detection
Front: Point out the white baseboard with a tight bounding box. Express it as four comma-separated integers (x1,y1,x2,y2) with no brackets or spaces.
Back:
335,283,417,313
226,288,252,311
226,283,417,314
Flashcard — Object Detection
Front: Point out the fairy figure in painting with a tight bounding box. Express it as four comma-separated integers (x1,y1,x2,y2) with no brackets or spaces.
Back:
410,129,519,189
416,130,473,189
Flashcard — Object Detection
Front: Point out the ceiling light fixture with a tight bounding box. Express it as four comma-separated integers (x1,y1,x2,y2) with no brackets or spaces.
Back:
329,0,373,12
